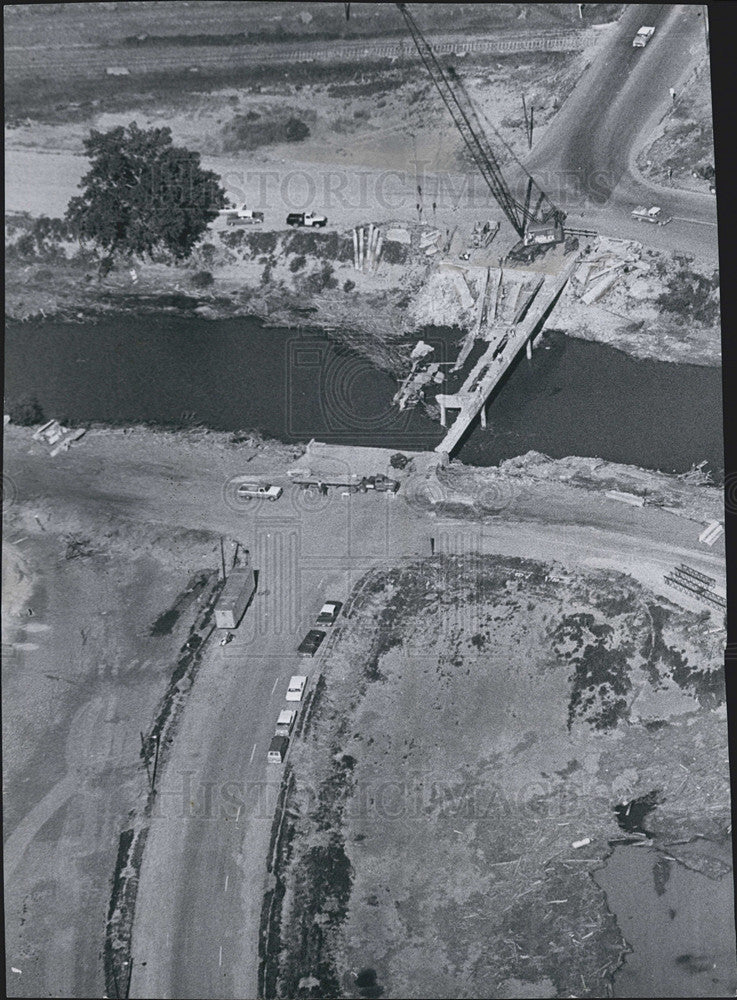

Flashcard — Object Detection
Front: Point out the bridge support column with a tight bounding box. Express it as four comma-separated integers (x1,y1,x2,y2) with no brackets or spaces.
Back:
439,400,447,427
526,337,533,360
480,404,487,429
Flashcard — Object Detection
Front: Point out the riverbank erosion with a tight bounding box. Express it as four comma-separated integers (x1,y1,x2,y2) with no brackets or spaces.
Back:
5,214,721,373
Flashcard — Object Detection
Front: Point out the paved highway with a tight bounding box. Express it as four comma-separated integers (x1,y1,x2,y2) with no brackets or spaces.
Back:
525,4,717,260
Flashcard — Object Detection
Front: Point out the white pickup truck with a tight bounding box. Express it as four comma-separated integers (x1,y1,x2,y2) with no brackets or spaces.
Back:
631,205,671,226
633,26,655,47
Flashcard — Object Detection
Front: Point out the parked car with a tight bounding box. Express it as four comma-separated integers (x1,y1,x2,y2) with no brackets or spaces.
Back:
297,629,326,657
267,735,289,763
316,601,343,626
236,482,283,501
274,709,297,737
286,674,308,701
219,632,234,646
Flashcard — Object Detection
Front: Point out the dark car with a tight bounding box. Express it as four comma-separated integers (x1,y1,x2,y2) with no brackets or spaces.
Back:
297,629,326,657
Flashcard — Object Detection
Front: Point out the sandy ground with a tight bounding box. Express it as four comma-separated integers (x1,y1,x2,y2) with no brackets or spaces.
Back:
2,478,227,996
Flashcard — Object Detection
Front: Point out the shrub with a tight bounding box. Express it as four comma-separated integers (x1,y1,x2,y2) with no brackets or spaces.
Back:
343,279,356,292
381,240,409,265
390,452,409,469
289,254,306,272
9,395,44,426
199,242,217,267
190,270,214,288
221,113,310,152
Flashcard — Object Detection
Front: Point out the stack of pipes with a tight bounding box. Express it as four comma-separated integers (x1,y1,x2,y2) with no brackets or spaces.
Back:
373,231,383,271
352,225,383,272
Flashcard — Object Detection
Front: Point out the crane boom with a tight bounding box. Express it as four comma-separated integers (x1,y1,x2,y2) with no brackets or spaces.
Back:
395,3,565,243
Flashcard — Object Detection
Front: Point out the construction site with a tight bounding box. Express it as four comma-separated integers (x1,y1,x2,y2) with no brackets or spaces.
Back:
3,4,730,1000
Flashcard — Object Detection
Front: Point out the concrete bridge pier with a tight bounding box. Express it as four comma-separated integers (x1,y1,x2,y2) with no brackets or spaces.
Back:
526,337,533,360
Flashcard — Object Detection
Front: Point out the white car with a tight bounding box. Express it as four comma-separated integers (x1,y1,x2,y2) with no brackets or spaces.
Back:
236,482,283,501
316,601,343,626
286,675,307,702
633,26,655,47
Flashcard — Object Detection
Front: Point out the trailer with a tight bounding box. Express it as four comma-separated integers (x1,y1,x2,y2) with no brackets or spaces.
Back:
214,567,256,630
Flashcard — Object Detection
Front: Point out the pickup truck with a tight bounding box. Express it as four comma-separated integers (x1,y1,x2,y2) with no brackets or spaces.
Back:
356,474,400,494
236,482,283,501
632,26,655,47
631,205,671,226
286,212,327,228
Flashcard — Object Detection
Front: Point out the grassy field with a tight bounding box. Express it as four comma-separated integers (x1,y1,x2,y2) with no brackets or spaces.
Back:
270,555,728,999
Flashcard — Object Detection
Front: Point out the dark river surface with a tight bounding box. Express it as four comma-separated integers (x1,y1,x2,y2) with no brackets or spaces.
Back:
595,845,737,997
4,315,724,478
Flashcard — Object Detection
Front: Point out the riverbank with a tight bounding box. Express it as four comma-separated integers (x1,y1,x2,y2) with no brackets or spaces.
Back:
5,215,722,374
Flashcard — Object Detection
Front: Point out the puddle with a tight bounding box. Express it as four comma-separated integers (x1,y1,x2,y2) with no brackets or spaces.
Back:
613,790,661,836
595,845,737,997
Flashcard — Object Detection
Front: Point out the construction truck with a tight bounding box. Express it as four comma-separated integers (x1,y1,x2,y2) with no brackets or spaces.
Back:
286,212,327,228
287,469,399,494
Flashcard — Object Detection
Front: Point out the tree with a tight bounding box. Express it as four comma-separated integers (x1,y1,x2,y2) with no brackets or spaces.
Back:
65,122,226,261
8,395,44,426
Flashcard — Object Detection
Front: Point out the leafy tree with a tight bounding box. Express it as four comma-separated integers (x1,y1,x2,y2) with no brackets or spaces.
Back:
9,395,44,426
65,122,226,260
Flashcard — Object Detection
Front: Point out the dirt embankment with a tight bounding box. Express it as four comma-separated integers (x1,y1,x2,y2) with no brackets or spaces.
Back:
411,450,725,526
5,214,722,373
636,60,715,196
266,555,729,999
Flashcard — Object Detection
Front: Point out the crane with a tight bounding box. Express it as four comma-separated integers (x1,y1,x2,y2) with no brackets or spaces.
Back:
344,3,566,247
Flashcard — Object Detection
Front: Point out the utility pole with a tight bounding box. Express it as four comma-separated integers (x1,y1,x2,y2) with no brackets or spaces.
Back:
220,536,226,580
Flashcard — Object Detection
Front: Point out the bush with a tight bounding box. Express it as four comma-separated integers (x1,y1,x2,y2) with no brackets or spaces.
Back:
303,262,338,294
390,452,409,469
9,395,44,426
190,270,214,288
289,254,306,272
199,242,217,267
381,240,409,265
221,113,310,152
343,279,356,292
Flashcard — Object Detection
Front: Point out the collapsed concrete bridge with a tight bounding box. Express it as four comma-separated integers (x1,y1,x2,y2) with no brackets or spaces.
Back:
434,253,580,457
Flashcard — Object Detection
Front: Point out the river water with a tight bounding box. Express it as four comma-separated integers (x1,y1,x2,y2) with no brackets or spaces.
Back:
595,845,737,997
4,316,724,477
